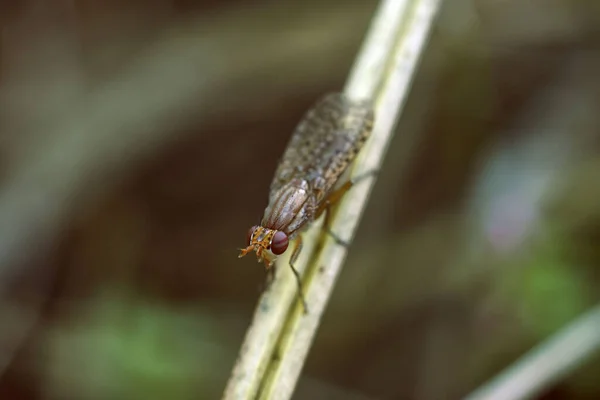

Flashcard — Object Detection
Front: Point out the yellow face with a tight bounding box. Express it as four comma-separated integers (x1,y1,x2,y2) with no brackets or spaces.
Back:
238,225,289,268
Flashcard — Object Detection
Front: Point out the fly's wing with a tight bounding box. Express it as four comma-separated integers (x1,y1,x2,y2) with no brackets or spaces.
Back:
269,92,374,199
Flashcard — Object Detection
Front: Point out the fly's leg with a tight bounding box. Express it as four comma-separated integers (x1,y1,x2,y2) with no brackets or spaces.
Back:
289,235,309,314
319,183,352,247
257,265,275,294
316,169,379,246
263,265,276,292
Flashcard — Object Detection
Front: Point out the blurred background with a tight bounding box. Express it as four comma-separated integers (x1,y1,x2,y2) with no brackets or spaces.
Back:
1,0,600,399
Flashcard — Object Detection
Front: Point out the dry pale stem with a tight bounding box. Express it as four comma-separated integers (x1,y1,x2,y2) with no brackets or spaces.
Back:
464,304,600,400
0,0,373,381
222,1,443,399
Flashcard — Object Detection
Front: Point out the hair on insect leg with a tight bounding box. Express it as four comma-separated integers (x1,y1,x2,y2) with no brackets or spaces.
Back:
351,168,380,185
326,226,351,247
317,168,380,247
289,263,308,314
263,266,276,292
322,206,351,247
289,236,309,314
258,269,273,294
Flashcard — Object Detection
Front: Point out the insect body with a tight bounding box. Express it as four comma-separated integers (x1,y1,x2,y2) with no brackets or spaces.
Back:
238,92,375,312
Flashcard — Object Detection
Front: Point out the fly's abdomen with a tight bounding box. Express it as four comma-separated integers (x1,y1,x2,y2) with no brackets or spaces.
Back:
270,93,375,198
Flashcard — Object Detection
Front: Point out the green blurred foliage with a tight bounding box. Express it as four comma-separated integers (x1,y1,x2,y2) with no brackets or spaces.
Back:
516,237,591,338
42,289,231,400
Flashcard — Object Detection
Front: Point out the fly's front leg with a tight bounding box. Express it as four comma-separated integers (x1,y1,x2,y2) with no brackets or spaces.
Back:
264,265,276,292
257,261,276,295
316,169,379,246
289,235,308,314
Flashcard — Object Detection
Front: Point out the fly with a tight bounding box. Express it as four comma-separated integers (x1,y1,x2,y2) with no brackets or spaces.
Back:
238,92,375,313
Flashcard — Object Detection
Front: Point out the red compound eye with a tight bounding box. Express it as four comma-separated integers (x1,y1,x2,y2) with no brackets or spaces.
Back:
247,225,258,245
271,231,289,255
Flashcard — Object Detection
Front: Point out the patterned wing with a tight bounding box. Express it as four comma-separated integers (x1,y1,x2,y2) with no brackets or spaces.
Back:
269,92,374,198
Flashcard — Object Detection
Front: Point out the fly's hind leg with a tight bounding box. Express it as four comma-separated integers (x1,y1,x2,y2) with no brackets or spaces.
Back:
289,235,309,314
316,169,379,247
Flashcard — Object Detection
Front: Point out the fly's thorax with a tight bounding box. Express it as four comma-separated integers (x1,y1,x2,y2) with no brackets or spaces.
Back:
261,178,313,232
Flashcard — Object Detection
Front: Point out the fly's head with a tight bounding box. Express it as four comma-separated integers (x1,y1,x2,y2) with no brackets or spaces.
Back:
238,225,289,268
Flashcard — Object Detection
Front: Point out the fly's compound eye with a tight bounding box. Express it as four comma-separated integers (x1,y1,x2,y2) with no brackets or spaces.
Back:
247,225,258,245
271,231,289,255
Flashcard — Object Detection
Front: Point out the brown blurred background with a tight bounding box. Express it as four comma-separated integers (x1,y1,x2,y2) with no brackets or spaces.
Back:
1,0,600,399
